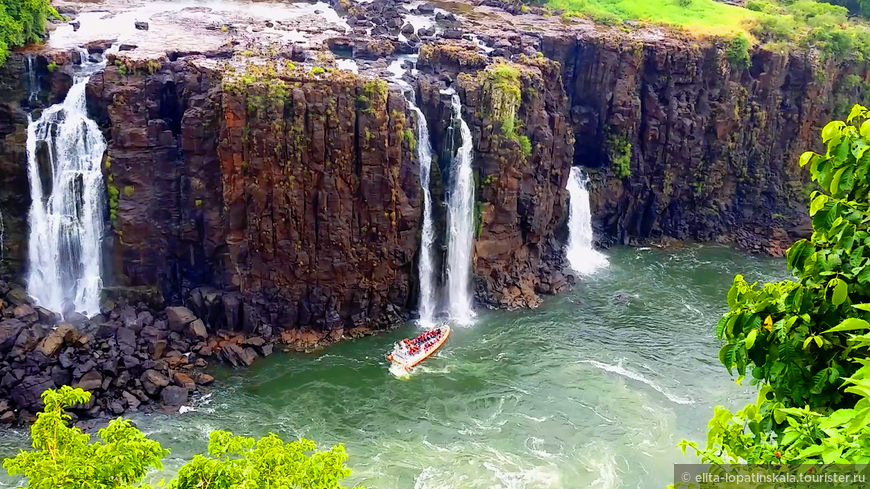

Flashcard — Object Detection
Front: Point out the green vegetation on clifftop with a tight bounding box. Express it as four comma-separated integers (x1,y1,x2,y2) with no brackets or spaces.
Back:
539,0,870,61
0,0,57,65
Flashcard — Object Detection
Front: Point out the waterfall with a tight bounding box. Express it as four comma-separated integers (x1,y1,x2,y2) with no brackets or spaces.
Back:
0,211,4,264
566,167,608,275
445,92,475,324
407,100,437,326
25,55,108,318
26,55,38,102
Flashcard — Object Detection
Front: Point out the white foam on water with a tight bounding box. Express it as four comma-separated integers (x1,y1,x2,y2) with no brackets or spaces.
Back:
565,167,608,275
336,58,358,73
581,359,695,405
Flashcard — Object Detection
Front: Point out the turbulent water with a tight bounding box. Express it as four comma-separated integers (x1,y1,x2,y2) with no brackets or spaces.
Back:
25,53,107,317
0,245,788,489
566,167,608,275
445,92,475,325
409,101,437,326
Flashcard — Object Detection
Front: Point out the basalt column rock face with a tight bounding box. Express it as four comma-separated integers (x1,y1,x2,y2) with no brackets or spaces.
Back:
90,57,421,335
541,33,870,255
418,44,574,309
217,75,421,332
87,58,225,305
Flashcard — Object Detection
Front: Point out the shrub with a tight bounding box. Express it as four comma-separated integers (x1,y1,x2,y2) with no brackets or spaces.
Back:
3,387,365,489
0,0,58,65
311,66,325,75
681,105,870,472
725,33,752,70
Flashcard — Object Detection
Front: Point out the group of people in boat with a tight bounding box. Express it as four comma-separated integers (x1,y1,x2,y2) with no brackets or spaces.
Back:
398,328,441,356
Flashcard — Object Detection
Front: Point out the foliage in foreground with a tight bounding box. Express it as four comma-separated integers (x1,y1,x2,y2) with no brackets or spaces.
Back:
0,0,57,65
3,387,363,489
680,105,870,478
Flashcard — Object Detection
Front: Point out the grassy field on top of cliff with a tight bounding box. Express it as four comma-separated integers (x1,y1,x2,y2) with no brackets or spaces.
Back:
547,0,870,60
547,0,758,34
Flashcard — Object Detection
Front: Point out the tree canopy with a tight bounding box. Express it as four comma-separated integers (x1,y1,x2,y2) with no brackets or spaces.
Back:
3,386,364,489
680,105,870,483
0,0,57,65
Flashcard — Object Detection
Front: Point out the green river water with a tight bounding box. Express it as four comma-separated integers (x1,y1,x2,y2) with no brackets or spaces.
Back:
0,245,788,488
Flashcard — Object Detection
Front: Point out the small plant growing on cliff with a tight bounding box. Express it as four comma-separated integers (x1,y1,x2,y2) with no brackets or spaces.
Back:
4,388,365,489
519,135,532,159
46,62,58,72
311,66,325,75
123,185,134,197
725,33,751,70
403,128,416,150
606,133,632,178
108,185,120,221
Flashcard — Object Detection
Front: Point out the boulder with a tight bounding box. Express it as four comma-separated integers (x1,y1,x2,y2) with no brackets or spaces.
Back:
116,327,137,354
134,20,149,30
140,369,170,395
36,331,64,357
166,306,197,333
186,319,207,340
160,386,188,408
109,401,125,415
6,288,30,306
13,304,37,323
122,390,141,409
11,374,55,409
217,343,256,367
74,370,103,391
197,373,214,385
174,372,195,390
0,319,27,353
0,411,14,423
400,23,415,35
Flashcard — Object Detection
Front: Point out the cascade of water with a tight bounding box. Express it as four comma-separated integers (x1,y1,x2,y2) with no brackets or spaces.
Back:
25,55,38,102
407,99,437,326
565,167,608,275
26,55,108,318
0,211,4,264
445,91,475,324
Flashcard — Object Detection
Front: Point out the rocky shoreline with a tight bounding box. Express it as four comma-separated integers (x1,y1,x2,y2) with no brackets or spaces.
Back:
0,277,395,424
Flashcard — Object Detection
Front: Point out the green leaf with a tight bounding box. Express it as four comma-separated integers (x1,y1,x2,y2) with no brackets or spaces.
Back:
853,303,870,312
796,444,825,459
774,408,787,424
832,278,849,306
861,120,870,139
823,317,870,333
832,167,847,195
799,151,817,168
719,344,735,372
727,283,739,309
822,121,846,143
745,329,758,349
848,104,868,123
809,194,828,216
853,139,870,161
715,315,728,338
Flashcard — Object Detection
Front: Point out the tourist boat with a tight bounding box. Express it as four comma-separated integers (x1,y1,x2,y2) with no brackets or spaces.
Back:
387,326,451,371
